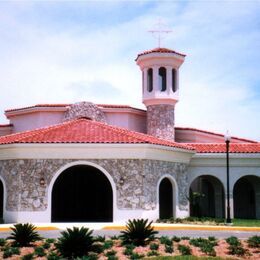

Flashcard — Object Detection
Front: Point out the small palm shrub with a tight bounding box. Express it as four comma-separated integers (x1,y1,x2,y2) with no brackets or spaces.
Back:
226,236,240,246
55,226,94,259
42,241,51,249
102,239,114,249
160,236,172,245
93,235,105,242
147,250,159,256
123,244,135,256
130,252,144,259
21,253,34,260
165,244,174,253
247,235,260,248
172,236,181,242
0,238,6,246
46,238,55,243
47,252,61,260
90,242,104,253
180,236,190,240
150,242,159,250
178,244,191,255
120,218,158,246
34,246,46,257
7,223,42,247
3,247,20,258
228,245,246,256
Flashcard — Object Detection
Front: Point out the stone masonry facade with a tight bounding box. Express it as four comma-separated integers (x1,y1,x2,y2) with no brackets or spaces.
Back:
0,159,189,212
147,104,175,141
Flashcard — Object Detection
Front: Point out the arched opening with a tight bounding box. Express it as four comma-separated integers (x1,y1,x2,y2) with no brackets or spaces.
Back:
189,175,224,218
147,68,153,92
233,176,260,219
172,69,177,92
159,178,173,219
51,165,113,222
159,67,167,91
0,180,3,220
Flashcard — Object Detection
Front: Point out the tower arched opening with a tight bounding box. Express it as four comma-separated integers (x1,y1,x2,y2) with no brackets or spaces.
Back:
189,175,224,218
147,68,153,92
233,175,260,219
159,67,167,91
172,69,177,92
0,180,3,220
51,164,113,222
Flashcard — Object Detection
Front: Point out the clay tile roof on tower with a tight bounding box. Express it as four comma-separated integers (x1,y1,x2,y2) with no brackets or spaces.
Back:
136,47,186,60
0,118,194,151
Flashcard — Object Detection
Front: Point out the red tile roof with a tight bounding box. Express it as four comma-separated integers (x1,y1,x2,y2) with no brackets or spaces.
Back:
175,127,257,143
0,118,194,151
188,143,260,153
136,47,186,60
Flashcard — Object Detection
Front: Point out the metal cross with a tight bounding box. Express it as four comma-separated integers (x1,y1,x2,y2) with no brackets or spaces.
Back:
148,19,172,47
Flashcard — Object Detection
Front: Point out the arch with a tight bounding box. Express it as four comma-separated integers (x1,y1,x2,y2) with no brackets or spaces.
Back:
233,175,260,219
157,175,177,219
159,67,167,91
49,161,115,222
147,68,153,92
172,69,177,92
189,175,224,218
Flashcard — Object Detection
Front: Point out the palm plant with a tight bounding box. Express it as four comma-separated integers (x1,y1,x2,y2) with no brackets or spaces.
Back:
120,218,158,246
7,223,42,247
55,226,94,259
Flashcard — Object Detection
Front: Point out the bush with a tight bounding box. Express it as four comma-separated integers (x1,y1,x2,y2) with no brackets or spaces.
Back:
93,235,105,242
55,226,94,259
107,256,118,260
110,235,120,240
180,236,190,240
42,241,51,249
90,242,104,253
130,252,144,259
3,247,20,258
228,245,246,256
21,253,34,260
105,249,117,256
172,236,181,242
165,244,174,253
147,250,159,256
102,239,114,249
160,236,172,245
7,223,42,247
178,244,191,255
247,235,260,248
120,218,158,246
0,238,6,247
47,252,61,260
46,238,56,243
226,236,241,246
149,242,159,250
190,237,216,256
34,246,46,257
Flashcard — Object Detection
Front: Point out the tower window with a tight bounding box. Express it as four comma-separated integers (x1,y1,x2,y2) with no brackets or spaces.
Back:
172,69,177,92
147,68,153,92
159,67,167,91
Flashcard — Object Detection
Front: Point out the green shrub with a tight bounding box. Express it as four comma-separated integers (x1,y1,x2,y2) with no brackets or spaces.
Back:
42,241,51,249
226,236,240,246
123,247,133,256
208,236,217,242
190,237,216,256
21,253,34,260
120,218,158,246
46,238,56,243
172,236,181,242
178,244,191,255
82,252,98,260
130,252,144,259
165,244,174,253
147,250,159,256
105,249,117,256
34,246,46,257
180,236,190,240
228,245,246,256
47,252,61,260
3,247,20,258
107,256,118,260
0,238,6,247
110,235,120,240
90,242,104,253
150,242,159,250
55,226,94,258
247,235,260,248
93,235,105,242
160,236,172,245
7,223,42,247
102,239,114,249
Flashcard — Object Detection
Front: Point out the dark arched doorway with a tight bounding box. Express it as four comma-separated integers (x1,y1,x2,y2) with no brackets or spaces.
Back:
189,175,224,218
52,165,113,222
233,176,259,219
0,180,3,220
159,178,173,219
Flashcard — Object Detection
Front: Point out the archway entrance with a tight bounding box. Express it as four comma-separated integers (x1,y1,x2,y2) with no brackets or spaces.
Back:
159,178,174,219
0,180,3,220
52,165,113,222
234,176,260,219
189,175,224,218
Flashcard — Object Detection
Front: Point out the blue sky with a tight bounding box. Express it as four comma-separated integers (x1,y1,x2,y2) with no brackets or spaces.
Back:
0,0,260,141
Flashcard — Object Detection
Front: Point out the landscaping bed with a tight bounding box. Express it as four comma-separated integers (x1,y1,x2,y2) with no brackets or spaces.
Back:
0,220,259,259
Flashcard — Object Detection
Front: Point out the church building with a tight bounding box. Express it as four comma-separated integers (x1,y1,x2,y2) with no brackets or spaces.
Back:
0,47,259,223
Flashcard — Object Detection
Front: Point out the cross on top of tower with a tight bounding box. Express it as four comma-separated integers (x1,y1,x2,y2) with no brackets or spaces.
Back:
148,19,172,47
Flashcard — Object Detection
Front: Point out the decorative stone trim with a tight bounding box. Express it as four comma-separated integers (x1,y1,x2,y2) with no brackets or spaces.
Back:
63,102,106,122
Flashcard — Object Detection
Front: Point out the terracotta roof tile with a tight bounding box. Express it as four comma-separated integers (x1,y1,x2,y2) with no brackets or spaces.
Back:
0,118,194,151
136,47,186,60
188,143,260,153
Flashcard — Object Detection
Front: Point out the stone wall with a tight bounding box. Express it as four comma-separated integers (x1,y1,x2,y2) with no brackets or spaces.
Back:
147,104,175,141
0,159,189,212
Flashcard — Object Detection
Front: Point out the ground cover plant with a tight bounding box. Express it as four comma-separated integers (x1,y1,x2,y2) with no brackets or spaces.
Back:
0,221,259,259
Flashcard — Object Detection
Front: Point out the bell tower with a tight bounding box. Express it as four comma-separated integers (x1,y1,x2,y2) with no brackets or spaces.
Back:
136,47,185,141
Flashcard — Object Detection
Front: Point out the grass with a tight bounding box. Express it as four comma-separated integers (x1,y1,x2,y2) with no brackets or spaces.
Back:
232,219,260,227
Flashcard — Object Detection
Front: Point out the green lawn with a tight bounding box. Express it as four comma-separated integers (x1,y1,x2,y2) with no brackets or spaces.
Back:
232,218,260,227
